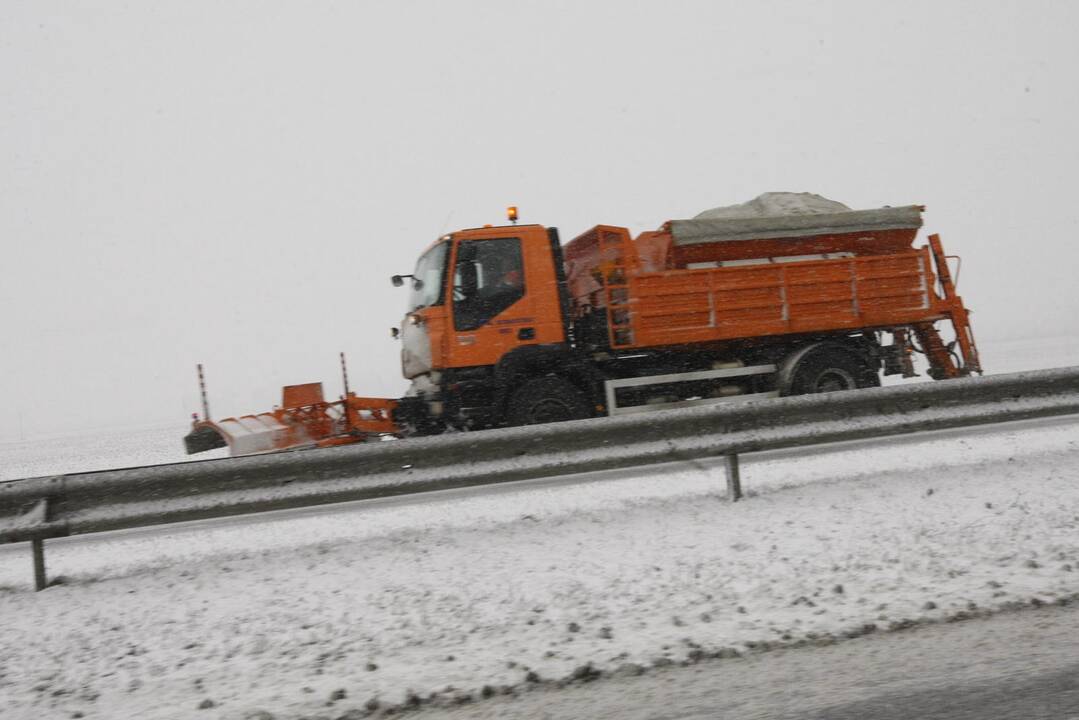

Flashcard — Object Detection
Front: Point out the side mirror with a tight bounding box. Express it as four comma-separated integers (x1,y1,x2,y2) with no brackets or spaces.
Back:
391,275,404,287
390,327,400,339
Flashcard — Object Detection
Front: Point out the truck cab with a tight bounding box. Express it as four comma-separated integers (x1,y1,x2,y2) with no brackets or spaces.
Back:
396,224,581,432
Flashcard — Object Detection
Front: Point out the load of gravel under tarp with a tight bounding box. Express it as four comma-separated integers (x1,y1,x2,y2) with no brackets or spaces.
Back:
671,192,922,245
694,192,852,219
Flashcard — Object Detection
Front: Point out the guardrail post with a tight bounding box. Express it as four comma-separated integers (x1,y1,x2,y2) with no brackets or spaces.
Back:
31,539,47,591
725,453,742,502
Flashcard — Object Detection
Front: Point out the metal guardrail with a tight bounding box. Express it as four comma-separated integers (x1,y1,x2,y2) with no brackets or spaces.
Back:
3,366,1079,590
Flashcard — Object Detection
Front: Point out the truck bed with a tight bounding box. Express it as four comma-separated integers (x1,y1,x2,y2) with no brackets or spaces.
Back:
564,207,948,350
621,248,938,349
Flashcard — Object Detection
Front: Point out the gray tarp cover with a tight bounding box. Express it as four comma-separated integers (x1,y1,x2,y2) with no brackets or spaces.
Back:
671,193,923,245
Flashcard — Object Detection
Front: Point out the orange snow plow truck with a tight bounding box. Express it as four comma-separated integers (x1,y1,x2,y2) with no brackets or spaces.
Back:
185,193,980,456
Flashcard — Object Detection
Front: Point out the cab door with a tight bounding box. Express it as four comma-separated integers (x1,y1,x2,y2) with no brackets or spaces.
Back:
448,235,536,368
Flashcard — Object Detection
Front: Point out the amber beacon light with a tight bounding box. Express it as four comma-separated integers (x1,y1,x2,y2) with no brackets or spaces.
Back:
507,206,518,224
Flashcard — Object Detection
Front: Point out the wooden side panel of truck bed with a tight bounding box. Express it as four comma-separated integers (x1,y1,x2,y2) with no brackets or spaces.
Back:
623,248,940,348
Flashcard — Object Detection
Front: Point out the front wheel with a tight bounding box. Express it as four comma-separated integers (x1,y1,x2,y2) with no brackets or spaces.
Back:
505,376,592,426
788,348,879,395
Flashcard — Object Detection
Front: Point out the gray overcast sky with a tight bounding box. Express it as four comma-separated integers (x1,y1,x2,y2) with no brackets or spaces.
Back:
2,1,1077,441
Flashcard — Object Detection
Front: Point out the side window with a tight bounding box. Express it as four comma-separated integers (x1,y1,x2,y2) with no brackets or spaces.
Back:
453,238,525,331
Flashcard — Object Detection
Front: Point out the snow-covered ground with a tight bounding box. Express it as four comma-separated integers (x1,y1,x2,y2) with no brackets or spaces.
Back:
0,414,1077,719
975,333,1079,376
0,423,229,483
0,335,1075,718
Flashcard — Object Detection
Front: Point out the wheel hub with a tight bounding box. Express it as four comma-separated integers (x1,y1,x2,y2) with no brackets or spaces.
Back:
814,369,856,393
529,398,574,423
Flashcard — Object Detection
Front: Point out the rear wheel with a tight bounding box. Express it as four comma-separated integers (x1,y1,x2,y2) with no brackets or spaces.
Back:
789,348,879,395
506,375,592,426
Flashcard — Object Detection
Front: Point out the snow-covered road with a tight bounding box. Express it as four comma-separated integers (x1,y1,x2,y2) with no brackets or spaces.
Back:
1,414,1077,719
416,602,1079,720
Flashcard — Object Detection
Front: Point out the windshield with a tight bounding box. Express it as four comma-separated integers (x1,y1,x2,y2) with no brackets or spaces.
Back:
408,241,449,311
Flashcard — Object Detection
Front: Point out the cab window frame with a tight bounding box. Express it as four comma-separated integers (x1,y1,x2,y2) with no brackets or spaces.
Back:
452,237,526,331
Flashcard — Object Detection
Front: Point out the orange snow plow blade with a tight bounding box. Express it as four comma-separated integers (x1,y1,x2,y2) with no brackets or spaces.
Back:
184,382,398,457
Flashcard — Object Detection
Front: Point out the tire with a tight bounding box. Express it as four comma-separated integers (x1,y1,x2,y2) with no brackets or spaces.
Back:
401,421,444,438
788,347,879,395
505,375,592,426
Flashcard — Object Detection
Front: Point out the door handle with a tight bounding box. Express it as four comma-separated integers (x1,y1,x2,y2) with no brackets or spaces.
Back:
517,327,536,341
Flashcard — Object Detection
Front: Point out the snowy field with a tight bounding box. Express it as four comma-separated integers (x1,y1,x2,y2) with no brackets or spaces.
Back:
0,414,1077,719
0,423,229,483
0,335,1076,719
